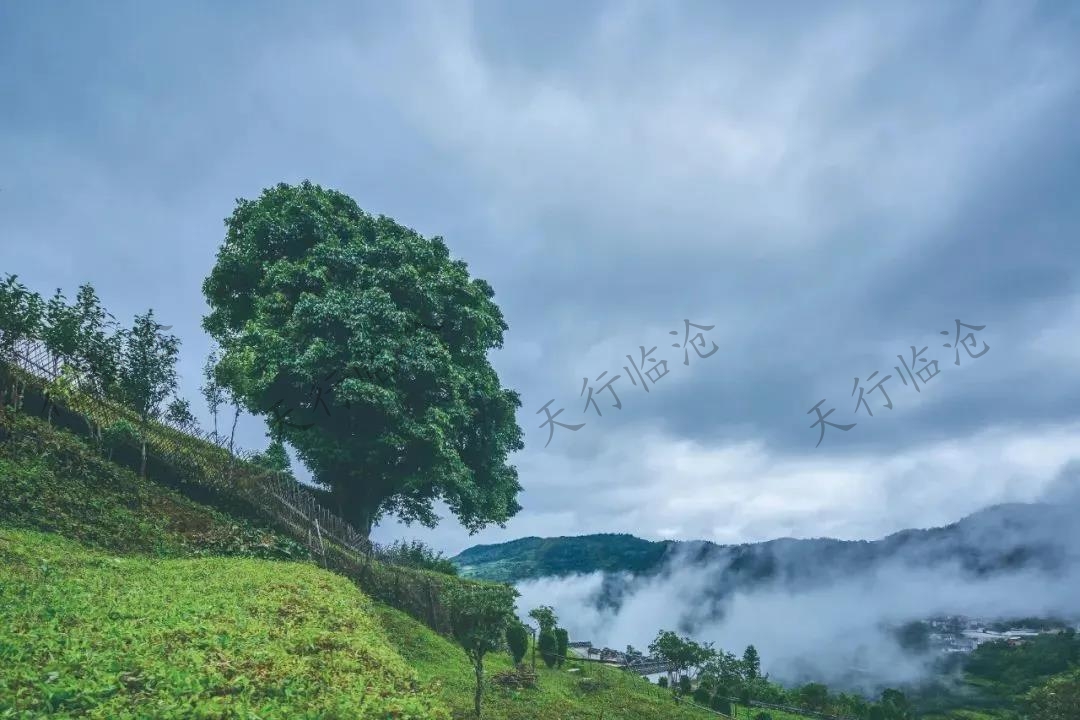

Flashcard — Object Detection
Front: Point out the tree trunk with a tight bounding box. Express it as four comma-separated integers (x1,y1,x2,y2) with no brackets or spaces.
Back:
473,659,483,719
228,404,240,454
140,439,147,479
333,482,375,540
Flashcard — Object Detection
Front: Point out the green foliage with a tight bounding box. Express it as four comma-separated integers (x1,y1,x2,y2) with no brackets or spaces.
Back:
0,412,307,561
200,348,225,439
796,683,829,712
743,644,761,680
554,627,569,668
249,437,295,481
678,675,692,694
164,396,196,430
453,533,673,583
40,283,122,400
506,622,529,665
0,274,44,357
528,605,558,633
1025,669,1080,720
710,695,731,714
443,582,519,718
117,309,180,422
651,630,716,690
372,601,737,720
0,528,448,719
200,180,524,536
379,538,460,575
538,629,558,669
658,676,669,689
965,630,1079,694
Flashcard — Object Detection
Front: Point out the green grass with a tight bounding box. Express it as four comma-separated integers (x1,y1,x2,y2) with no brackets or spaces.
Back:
0,528,449,719
371,602,817,720
0,411,308,561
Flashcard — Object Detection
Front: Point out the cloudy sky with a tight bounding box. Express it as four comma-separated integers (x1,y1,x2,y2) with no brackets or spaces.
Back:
3,1,1080,555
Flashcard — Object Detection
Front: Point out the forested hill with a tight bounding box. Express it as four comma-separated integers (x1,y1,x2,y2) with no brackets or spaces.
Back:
452,533,676,583
452,501,1079,585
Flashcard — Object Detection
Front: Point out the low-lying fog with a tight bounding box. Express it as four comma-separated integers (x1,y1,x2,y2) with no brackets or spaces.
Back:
514,472,1080,693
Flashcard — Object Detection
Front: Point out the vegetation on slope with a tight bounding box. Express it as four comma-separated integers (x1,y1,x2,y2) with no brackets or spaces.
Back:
452,534,672,583
0,528,449,719
371,600,783,720
0,409,307,560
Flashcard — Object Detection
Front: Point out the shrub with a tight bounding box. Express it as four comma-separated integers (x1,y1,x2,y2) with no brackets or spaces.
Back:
506,622,529,665
678,675,692,694
693,686,712,705
711,695,731,714
554,627,569,667
538,629,558,669
379,539,459,575
754,713,773,720
658,676,669,689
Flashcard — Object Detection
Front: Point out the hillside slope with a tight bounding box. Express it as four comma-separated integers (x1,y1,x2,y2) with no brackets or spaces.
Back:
0,528,448,719
0,410,754,719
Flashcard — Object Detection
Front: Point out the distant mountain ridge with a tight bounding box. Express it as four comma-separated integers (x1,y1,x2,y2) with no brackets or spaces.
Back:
451,502,1079,586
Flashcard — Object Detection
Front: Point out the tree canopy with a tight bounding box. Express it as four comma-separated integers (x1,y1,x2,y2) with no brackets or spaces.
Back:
201,181,524,536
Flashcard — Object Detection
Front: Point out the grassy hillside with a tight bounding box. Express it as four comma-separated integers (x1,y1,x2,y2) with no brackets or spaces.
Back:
373,600,814,720
0,527,759,720
0,528,449,719
0,408,752,718
0,410,308,561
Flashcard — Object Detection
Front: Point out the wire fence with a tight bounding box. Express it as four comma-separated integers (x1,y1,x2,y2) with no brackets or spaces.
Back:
0,335,467,634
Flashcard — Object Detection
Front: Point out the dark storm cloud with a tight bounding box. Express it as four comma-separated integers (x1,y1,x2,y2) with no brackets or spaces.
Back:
2,0,1079,554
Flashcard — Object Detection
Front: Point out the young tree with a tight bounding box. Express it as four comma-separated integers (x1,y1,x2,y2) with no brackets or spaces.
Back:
200,349,225,441
444,583,519,719
506,622,529,665
528,605,558,634
554,627,569,667
70,284,122,399
117,310,180,477
165,397,197,430
201,181,524,537
0,275,44,409
742,644,761,681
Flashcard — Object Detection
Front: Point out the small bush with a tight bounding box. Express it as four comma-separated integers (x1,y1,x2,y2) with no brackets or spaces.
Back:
554,627,569,667
711,695,731,714
678,675,692,694
538,629,558,668
506,622,529,665
658,676,669,689
378,539,459,575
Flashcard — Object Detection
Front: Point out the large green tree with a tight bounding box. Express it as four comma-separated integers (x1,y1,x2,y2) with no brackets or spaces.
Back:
201,181,524,536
